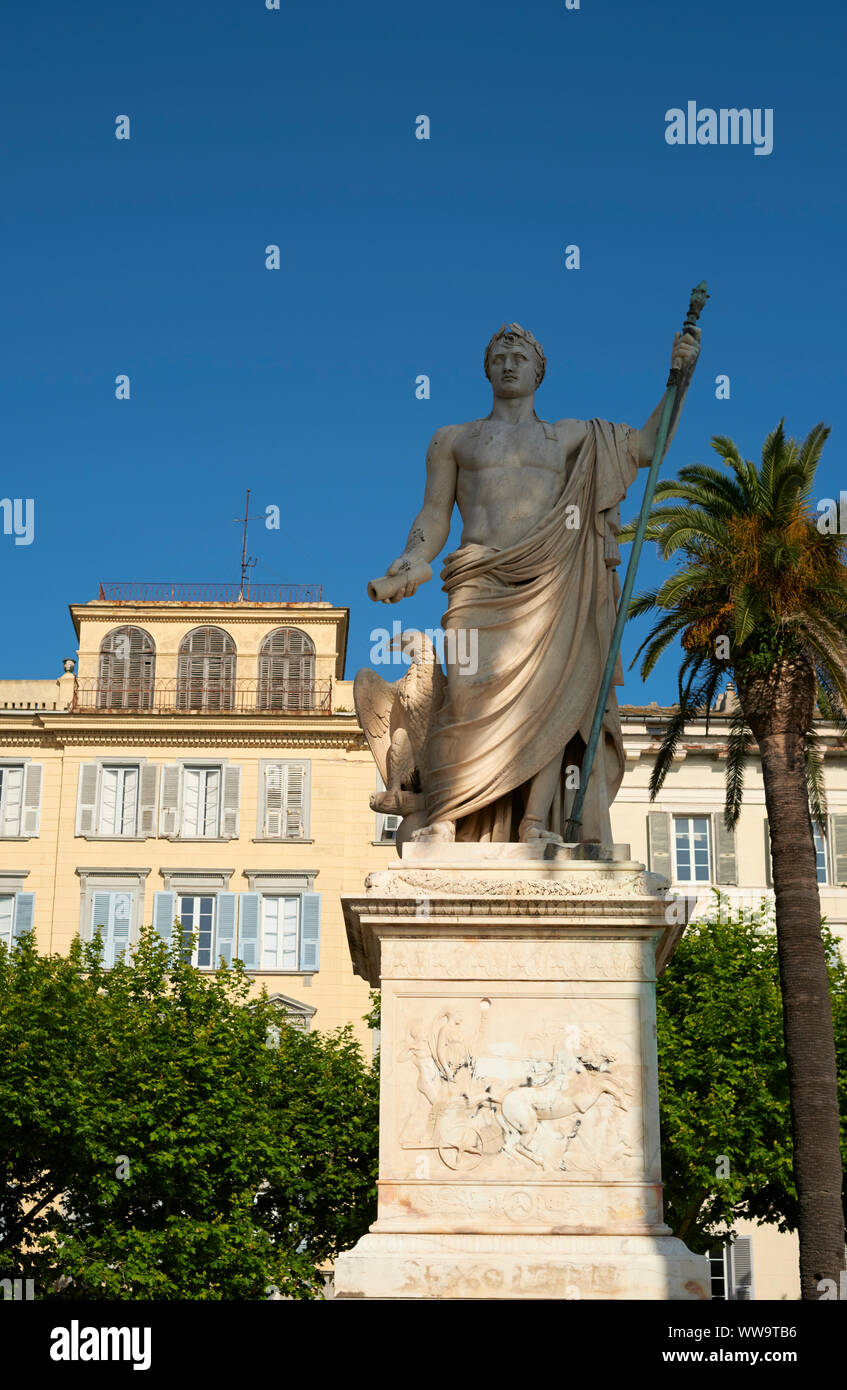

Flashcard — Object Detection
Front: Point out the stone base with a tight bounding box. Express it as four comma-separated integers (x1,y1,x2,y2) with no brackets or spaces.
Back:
337,850,706,1300
334,1232,710,1300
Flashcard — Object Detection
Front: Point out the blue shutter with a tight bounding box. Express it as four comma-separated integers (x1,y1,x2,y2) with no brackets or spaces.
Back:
90,891,113,963
110,893,132,967
215,892,237,967
12,892,35,940
153,890,176,945
238,892,260,968
299,893,321,971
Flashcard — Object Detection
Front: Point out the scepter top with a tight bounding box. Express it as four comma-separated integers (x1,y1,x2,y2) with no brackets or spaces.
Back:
684,280,709,333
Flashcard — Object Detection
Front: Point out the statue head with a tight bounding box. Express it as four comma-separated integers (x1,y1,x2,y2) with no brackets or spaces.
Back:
484,322,546,398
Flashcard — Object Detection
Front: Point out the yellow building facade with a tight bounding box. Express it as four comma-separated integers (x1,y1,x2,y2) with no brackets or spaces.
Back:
0,583,398,1044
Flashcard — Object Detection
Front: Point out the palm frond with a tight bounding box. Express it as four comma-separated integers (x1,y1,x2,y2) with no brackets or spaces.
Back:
724,714,753,828
647,656,712,798
803,727,828,833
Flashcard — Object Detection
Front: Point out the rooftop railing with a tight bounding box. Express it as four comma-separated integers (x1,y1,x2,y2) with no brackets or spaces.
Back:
97,581,324,604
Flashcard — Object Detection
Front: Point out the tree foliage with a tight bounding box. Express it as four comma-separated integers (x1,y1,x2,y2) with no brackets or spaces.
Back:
0,927,378,1299
619,420,844,826
657,893,847,1254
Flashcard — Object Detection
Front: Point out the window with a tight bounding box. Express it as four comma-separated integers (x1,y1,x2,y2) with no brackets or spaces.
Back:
181,767,221,837
0,766,23,836
673,816,711,883
814,825,828,885
97,626,155,710
177,627,236,711
89,890,134,967
154,890,237,967
178,895,217,968
255,893,321,971
159,763,240,839
153,890,320,972
257,628,315,710
259,760,310,838
260,896,301,970
0,763,43,837
75,762,158,838
98,766,138,836
0,892,35,947
708,1239,754,1301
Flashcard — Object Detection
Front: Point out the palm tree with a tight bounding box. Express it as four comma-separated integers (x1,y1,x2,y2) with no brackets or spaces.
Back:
619,420,846,1298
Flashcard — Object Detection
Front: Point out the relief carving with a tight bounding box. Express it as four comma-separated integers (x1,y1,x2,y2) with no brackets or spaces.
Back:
397,1006,638,1175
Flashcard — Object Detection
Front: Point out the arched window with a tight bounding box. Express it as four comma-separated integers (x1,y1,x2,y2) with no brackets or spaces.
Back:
177,627,236,711
98,627,156,710
257,628,315,710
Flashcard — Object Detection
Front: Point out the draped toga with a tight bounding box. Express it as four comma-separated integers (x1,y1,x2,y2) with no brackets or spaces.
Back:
424,417,642,843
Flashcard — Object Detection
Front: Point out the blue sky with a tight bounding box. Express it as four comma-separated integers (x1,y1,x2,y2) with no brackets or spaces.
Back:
2,0,845,704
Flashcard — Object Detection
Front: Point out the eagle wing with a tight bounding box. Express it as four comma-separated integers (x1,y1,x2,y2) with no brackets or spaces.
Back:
354,667,399,786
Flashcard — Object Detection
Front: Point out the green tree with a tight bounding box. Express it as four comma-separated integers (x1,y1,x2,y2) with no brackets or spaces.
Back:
657,893,847,1256
621,421,847,1295
0,926,378,1299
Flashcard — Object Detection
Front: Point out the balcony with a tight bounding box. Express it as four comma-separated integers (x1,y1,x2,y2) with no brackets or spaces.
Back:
97,581,324,604
71,679,333,715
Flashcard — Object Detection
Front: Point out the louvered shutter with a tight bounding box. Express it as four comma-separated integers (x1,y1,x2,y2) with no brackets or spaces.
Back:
258,628,315,710
215,893,237,967
647,811,672,878
75,763,100,836
98,627,155,710
731,1236,753,1300
159,764,181,836
238,893,260,968
221,765,241,838
713,814,738,886
1,766,24,836
284,763,304,837
264,764,284,836
299,893,321,971
91,891,113,960
20,764,42,836
127,639,155,710
153,890,177,945
110,892,132,966
830,814,847,885
12,892,35,939
177,627,235,711
764,819,773,887
138,763,159,836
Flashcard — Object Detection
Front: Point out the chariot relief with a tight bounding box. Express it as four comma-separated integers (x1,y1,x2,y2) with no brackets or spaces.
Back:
397,1004,639,1175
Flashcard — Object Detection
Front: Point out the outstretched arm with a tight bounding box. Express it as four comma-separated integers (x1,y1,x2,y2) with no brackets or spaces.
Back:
368,426,458,603
638,327,701,466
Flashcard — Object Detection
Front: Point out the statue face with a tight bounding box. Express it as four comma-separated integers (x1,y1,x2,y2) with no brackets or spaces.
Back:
487,338,537,398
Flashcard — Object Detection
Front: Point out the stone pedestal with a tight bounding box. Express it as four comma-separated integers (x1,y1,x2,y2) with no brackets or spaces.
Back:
333,844,709,1300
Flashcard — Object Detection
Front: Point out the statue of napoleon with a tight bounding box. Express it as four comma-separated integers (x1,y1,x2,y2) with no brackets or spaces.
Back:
357,320,701,849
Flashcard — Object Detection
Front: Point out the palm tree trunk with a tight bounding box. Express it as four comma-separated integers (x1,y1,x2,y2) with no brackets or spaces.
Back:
746,670,845,1298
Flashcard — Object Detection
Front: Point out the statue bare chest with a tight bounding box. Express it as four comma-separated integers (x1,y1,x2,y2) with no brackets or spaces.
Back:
455,420,565,513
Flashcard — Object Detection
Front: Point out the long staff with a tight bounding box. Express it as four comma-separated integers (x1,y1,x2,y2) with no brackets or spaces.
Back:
563,280,710,842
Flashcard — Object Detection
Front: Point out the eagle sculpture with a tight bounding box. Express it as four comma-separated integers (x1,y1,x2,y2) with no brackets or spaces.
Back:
354,631,447,849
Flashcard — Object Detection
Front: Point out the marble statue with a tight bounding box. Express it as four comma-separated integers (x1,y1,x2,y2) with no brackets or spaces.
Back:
360,320,700,847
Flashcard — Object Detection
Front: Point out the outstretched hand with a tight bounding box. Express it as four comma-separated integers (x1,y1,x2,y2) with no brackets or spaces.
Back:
367,558,433,603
